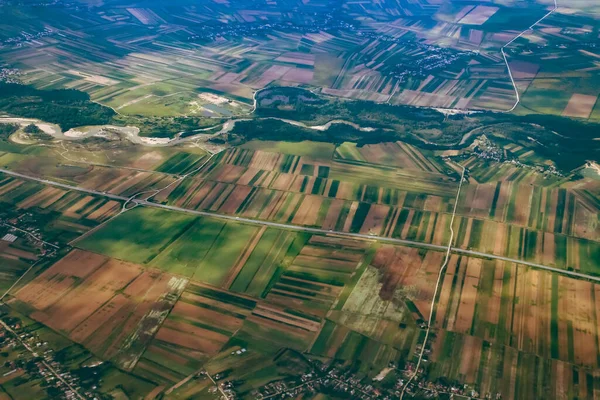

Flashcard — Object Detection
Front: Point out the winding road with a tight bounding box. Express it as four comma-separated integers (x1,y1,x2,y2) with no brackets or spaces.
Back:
502,0,559,112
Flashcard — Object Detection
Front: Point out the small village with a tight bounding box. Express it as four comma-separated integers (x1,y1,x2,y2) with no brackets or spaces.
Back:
0,315,102,400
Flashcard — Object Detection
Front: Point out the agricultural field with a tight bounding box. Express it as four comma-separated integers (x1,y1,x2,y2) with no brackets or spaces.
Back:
0,151,598,398
0,306,158,399
76,207,197,264
0,226,42,293
1,110,600,398
0,174,122,244
0,147,181,200
428,256,600,399
433,256,600,367
429,330,600,400
1,0,597,118
51,200,425,389
506,10,600,120
156,147,459,240
10,249,187,370
335,141,446,173
0,0,599,397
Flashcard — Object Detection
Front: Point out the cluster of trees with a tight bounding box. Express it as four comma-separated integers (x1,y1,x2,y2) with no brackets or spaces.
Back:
113,115,225,138
3,83,599,172
0,83,114,131
254,87,480,145
0,123,18,139
254,87,600,171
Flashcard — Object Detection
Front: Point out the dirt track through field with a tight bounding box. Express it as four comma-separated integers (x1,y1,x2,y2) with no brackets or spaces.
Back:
399,165,466,400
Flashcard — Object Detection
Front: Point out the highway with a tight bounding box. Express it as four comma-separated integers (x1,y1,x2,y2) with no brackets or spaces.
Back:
1,167,599,283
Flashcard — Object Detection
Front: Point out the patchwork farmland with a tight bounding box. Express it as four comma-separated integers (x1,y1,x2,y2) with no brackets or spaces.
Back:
0,73,598,400
11,249,187,370
3,0,595,117
0,0,599,397
0,136,599,399
429,256,600,399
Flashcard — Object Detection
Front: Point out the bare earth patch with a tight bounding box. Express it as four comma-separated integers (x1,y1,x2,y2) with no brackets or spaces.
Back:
563,93,598,118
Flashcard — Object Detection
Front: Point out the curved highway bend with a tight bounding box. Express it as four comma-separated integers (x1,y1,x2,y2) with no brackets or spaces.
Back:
1,167,598,283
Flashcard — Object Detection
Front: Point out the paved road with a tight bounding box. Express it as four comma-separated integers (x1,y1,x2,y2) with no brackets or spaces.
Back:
1,167,598,283
501,0,558,112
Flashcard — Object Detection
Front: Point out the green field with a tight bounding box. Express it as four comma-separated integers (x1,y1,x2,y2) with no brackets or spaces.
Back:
240,140,336,160
77,207,196,263
149,217,260,284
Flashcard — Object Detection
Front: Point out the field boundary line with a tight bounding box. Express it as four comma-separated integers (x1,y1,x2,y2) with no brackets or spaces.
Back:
399,166,465,399
0,256,50,302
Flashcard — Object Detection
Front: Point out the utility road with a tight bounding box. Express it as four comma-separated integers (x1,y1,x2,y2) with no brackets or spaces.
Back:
502,0,559,112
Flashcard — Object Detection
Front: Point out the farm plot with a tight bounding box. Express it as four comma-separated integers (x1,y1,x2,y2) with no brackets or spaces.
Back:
135,282,256,385
12,249,187,370
369,245,443,321
430,330,600,400
75,166,178,198
148,216,261,285
155,152,209,175
450,216,600,275
78,206,337,291
228,229,300,297
309,319,410,377
76,207,196,264
181,147,457,206
4,153,179,199
334,141,445,173
327,262,420,350
171,348,313,398
0,176,122,243
0,232,39,292
165,351,278,399
434,256,600,369
157,147,458,239
5,307,159,399
0,176,122,223
240,140,336,160
329,159,458,198
263,235,373,318
231,302,321,354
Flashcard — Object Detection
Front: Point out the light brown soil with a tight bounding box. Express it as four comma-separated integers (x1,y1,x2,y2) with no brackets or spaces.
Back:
218,185,252,214
321,199,344,230
359,204,389,235
454,258,482,333
155,327,224,354
291,195,323,226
